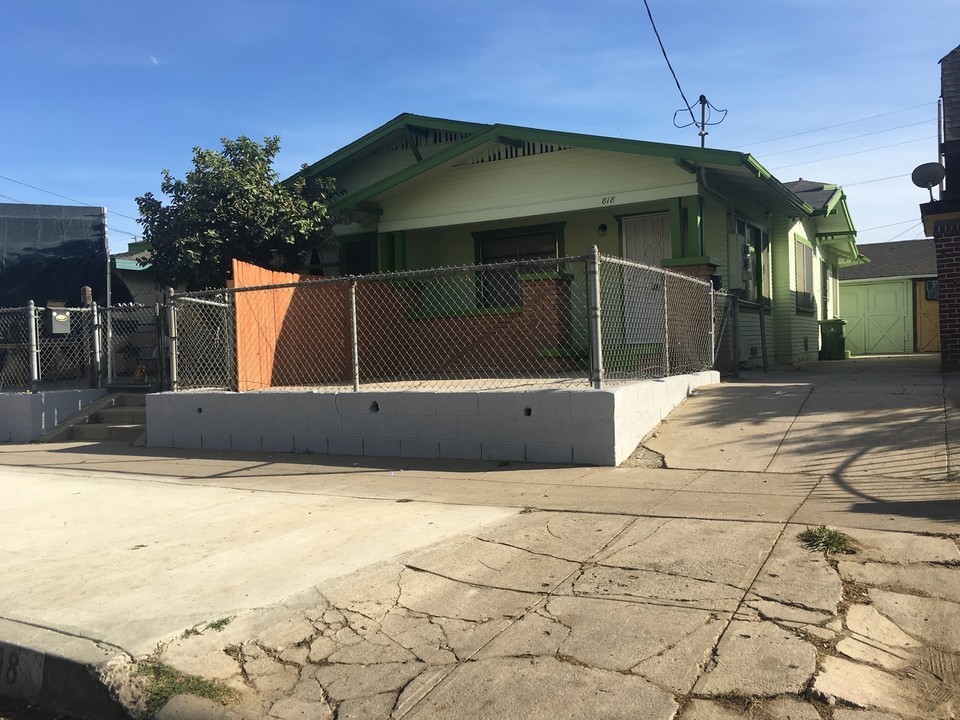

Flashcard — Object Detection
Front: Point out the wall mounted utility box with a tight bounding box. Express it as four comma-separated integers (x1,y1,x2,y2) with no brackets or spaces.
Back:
45,309,71,335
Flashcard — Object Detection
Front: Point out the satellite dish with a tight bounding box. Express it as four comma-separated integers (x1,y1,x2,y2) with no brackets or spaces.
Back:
912,162,946,201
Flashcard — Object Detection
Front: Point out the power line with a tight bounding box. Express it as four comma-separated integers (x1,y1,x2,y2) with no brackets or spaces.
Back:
0,172,141,239
737,102,936,149
770,136,935,171
0,173,141,223
757,120,932,159
841,174,911,188
642,0,697,128
858,218,921,233
889,222,923,241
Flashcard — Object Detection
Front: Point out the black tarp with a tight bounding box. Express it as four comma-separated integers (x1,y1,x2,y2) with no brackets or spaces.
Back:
0,203,108,307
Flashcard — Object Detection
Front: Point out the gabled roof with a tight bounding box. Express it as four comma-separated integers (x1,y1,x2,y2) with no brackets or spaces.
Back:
782,179,844,216
839,239,936,280
290,113,818,217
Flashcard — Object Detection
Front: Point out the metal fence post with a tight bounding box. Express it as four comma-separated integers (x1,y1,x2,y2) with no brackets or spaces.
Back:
90,302,103,388
709,290,716,368
349,278,360,392
26,301,39,392
166,288,179,391
587,246,604,389
662,273,671,377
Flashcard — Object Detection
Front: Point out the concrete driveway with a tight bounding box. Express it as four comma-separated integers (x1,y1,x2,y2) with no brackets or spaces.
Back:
0,355,957,720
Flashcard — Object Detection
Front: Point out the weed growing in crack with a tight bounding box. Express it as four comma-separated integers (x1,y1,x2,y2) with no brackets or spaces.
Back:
798,525,853,554
180,625,202,640
135,660,234,718
519,506,535,514
205,616,234,632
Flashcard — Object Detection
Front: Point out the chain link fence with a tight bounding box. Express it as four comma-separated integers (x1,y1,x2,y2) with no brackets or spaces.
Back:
0,308,31,391
170,252,729,393
0,302,163,392
0,253,736,395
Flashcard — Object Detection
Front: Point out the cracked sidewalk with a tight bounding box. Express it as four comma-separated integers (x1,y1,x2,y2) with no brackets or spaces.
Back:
0,355,958,719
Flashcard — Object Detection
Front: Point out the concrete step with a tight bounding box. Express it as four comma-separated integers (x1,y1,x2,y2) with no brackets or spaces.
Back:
114,393,147,407
95,407,147,425
70,424,145,443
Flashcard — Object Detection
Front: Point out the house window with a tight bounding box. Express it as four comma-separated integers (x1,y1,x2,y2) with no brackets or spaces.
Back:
821,260,830,318
796,238,815,312
737,219,770,306
475,224,562,307
343,237,374,276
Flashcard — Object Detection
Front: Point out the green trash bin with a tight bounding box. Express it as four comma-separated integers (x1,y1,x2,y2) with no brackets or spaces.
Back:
819,319,846,361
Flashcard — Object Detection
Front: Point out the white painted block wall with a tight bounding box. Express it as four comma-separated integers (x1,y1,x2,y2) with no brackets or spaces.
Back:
146,371,719,466
0,389,107,443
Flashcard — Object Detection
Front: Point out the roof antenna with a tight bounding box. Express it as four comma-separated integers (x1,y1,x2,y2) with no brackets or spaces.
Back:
641,0,727,147
673,95,728,148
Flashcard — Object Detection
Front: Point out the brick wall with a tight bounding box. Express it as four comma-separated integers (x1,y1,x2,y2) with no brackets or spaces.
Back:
934,219,960,370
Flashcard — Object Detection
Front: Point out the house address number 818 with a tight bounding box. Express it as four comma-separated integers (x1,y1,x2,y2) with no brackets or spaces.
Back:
601,196,616,205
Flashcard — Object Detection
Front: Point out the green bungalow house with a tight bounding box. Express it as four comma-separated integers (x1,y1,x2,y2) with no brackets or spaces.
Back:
291,114,863,368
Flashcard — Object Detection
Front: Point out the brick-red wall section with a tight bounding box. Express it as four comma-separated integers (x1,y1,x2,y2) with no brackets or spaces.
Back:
231,261,578,389
934,220,960,371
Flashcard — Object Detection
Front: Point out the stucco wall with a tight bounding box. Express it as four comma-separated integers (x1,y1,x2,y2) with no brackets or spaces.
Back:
0,389,106,443
146,371,718,466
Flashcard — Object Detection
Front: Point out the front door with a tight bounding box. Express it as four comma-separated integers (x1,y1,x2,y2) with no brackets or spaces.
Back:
621,214,670,345
622,214,671,266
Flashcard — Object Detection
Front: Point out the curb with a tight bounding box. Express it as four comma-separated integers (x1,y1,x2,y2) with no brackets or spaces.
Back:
0,619,131,720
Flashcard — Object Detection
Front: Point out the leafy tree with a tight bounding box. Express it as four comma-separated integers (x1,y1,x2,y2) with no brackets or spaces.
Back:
137,136,339,290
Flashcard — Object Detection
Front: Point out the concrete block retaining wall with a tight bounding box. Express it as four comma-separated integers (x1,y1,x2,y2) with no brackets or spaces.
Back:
0,389,107,443
146,371,718,466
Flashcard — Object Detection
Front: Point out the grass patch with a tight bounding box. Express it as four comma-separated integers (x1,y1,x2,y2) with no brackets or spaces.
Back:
205,616,233,632
798,525,853,554
180,626,202,639
136,660,234,718
519,506,535,514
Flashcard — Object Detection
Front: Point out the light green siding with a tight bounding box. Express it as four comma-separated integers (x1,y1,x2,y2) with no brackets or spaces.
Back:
377,148,697,232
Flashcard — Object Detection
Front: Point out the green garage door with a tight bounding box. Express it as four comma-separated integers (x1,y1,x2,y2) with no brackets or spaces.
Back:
841,281,910,355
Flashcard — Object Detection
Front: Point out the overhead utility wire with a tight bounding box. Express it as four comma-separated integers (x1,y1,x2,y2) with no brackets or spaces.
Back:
858,218,921,233
737,102,935,149
642,0,697,128
0,172,141,238
770,136,935,171
758,120,932,159
841,173,911,188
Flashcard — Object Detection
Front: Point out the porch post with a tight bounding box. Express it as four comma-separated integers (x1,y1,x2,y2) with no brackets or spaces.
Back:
26,301,39,392
587,246,604,389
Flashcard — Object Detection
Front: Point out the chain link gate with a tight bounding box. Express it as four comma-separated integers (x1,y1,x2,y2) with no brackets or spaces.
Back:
103,304,164,389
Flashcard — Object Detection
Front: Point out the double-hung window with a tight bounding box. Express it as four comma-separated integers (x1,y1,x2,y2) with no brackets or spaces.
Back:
795,238,815,312
737,219,770,306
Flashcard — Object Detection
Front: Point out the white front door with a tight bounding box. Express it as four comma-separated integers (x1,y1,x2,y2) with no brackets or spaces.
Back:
621,214,671,345
622,214,671,266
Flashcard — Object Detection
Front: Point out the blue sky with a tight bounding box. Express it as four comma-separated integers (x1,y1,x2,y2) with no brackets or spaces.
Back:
0,1,955,250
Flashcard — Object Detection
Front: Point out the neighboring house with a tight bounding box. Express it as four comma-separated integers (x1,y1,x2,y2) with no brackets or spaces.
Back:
0,203,109,307
111,238,163,305
839,239,940,355
291,114,863,368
